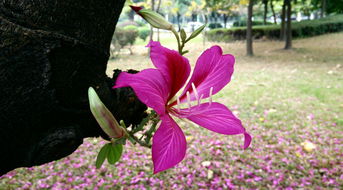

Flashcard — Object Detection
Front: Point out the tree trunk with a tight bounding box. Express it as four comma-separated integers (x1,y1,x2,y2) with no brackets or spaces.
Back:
321,0,326,18
177,12,182,32
128,10,135,21
203,14,208,46
280,0,286,40
149,0,156,42
285,0,292,49
270,0,277,24
156,0,162,41
263,0,268,25
0,0,147,176
247,0,254,56
223,14,228,28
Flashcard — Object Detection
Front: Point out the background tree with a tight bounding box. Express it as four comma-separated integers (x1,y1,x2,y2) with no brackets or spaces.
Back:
247,0,254,56
270,0,277,24
280,0,287,40
284,0,292,49
263,0,269,25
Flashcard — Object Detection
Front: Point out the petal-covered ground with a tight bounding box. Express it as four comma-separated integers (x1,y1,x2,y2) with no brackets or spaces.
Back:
1,33,342,189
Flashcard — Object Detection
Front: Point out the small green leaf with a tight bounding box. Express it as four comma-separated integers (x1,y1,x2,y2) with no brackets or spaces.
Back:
180,29,187,42
181,50,189,55
107,144,123,164
96,143,111,169
115,137,127,145
186,23,206,42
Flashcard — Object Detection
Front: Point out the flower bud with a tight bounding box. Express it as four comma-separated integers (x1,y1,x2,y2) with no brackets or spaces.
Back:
130,5,173,30
88,87,125,139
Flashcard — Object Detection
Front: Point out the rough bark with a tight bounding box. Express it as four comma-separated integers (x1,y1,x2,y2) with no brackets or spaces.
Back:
0,0,147,176
246,0,254,56
285,0,292,49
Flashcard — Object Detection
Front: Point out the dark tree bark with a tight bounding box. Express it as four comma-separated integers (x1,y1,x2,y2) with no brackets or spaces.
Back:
247,0,254,56
280,0,286,40
270,0,277,24
285,0,292,49
263,0,269,25
0,0,147,176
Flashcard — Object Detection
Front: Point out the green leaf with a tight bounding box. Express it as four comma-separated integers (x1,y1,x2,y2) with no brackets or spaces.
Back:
180,29,187,42
181,50,189,55
186,23,207,42
115,137,126,145
96,143,111,169
107,143,123,164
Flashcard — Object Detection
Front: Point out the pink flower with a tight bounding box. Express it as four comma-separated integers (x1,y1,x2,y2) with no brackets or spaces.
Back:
114,41,251,173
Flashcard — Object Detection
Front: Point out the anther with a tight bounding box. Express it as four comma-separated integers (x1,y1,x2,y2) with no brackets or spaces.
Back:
209,87,213,105
177,96,181,112
187,91,191,109
191,83,199,101
198,94,203,106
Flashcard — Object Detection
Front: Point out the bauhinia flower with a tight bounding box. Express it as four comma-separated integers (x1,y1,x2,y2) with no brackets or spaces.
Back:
113,41,252,173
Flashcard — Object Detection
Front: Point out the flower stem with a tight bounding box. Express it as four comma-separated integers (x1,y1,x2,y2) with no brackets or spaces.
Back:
171,27,182,54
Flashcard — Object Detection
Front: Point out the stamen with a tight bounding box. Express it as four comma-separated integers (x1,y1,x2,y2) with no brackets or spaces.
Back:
176,96,181,112
209,87,213,106
187,91,191,109
197,94,203,106
191,83,199,101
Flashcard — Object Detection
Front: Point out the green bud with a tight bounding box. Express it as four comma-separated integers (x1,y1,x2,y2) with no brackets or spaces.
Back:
180,29,187,42
131,6,173,30
88,87,125,139
187,23,207,42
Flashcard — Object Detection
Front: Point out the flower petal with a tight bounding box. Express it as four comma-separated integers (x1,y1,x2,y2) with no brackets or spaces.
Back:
152,114,187,174
113,69,168,115
148,41,191,100
175,102,246,135
243,132,252,149
179,46,235,103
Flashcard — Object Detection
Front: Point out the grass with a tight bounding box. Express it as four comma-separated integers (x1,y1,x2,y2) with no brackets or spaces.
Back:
1,32,342,189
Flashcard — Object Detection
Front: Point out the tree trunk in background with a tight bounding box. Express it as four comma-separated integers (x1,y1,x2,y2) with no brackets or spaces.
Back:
321,0,327,18
280,0,286,40
149,0,156,41
270,0,277,24
128,10,135,21
223,14,228,28
263,0,268,25
285,0,292,49
156,0,162,41
247,0,254,56
203,14,208,46
0,0,147,175
177,12,182,32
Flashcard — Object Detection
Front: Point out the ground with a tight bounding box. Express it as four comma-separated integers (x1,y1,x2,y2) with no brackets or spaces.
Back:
1,32,342,189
